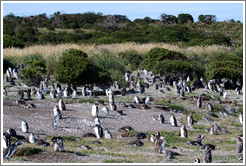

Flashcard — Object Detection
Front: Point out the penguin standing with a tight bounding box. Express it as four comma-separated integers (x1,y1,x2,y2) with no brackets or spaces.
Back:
159,113,165,124
197,96,202,108
203,146,212,163
110,102,117,111
26,89,31,99
145,95,150,105
134,96,140,104
72,90,77,98
93,124,103,139
108,91,114,103
223,91,228,99
82,86,86,96
170,114,177,127
53,105,62,119
236,136,243,153
180,88,185,97
18,90,24,99
29,133,36,143
7,128,16,137
207,102,214,111
3,141,22,159
101,106,109,115
4,87,7,98
187,113,194,125
50,91,56,99
195,159,200,163
58,98,66,111
180,125,188,138
91,104,98,117
3,132,11,149
239,114,243,124
51,137,64,152
53,115,60,128
21,120,29,133
104,128,112,139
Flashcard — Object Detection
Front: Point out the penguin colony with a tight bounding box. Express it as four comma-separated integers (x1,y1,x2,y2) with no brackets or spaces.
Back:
3,68,243,163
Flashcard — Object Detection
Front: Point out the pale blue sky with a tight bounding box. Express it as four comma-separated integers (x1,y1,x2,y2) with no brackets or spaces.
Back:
2,2,244,22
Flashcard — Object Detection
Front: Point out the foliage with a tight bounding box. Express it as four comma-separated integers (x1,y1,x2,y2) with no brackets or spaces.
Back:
160,13,178,24
178,13,194,24
54,49,110,87
14,147,42,156
20,58,47,86
119,51,143,70
198,15,216,24
3,57,14,73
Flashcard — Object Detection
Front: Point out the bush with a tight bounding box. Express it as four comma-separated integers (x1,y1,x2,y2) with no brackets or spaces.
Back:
20,59,47,86
54,49,110,87
119,51,142,70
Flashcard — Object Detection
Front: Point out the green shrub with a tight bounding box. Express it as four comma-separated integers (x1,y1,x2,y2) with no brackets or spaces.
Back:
3,57,14,73
14,147,42,156
119,51,142,70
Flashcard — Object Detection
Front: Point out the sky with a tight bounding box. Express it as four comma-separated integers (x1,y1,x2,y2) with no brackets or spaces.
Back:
2,2,244,22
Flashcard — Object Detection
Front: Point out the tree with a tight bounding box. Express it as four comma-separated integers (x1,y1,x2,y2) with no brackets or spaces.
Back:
54,49,110,87
160,13,178,24
198,15,216,24
178,13,194,24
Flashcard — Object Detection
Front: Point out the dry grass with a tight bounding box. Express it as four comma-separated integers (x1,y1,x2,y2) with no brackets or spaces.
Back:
3,43,235,59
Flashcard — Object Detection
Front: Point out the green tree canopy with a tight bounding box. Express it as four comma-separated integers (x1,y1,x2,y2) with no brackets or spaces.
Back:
178,13,194,24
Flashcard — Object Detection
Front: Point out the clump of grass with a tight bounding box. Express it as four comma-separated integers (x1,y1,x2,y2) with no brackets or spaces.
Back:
213,104,225,112
103,159,133,163
14,147,42,156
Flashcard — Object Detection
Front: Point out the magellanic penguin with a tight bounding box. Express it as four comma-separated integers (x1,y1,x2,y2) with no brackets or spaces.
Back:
29,133,36,143
91,104,99,117
21,120,29,133
53,105,62,119
180,125,188,138
50,91,56,99
223,91,228,99
159,113,165,124
187,113,194,125
203,146,212,163
53,115,60,128
195,159,200,163
7,128,16,137
3,132,11,149
104,128,112,139
101,106,109,115
236,136,243,153
197,96,202,108
206,102,214,111
170,114,178,127
72,89,77,98
3,140,23,159
58,98,66,111
108,90,114,103
134,96,140,104
239,114,243,124
145,95,150,105
93,124,103,139
51,137,64,152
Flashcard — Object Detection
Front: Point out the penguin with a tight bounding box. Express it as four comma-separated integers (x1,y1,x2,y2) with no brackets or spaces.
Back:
197,96,202,108
79,145,92,150
21,120,29,133
108,91,114,103
29,133,36,144
63,87,69,97
203,146,212,163
118,125,134,132
53,115,60,128
134,96,140,104
94,117,101,125
155,136,166,153
145,95,150,105
3,132,11,149
223,91,228,99
72,89,77,98
82,133,97,138
195,159,200,163
82,86,86,96
201,144,215,150
187,113,194,125
26,89,31,99
3,141,22,159
159,113,165,124
4,87,7,97
102,106,109,115
136,132,147,139
180,125,188,138
53,105,62,119
93,124,103,139
170,114,177,127
126,139,144,146
58,98,66,111
180,88,185,97
51,137,64,152
186,85,192,93
163,149,175,159
206,102,214,111
104,128,112,139
7,128,16,137
50,91,56,99
18,90,24,99
91,104,98,117
110,102,117,111
236,136,243,153
128,103,136,109
239,114,243,124
37,91,44,99
119,102,127,107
